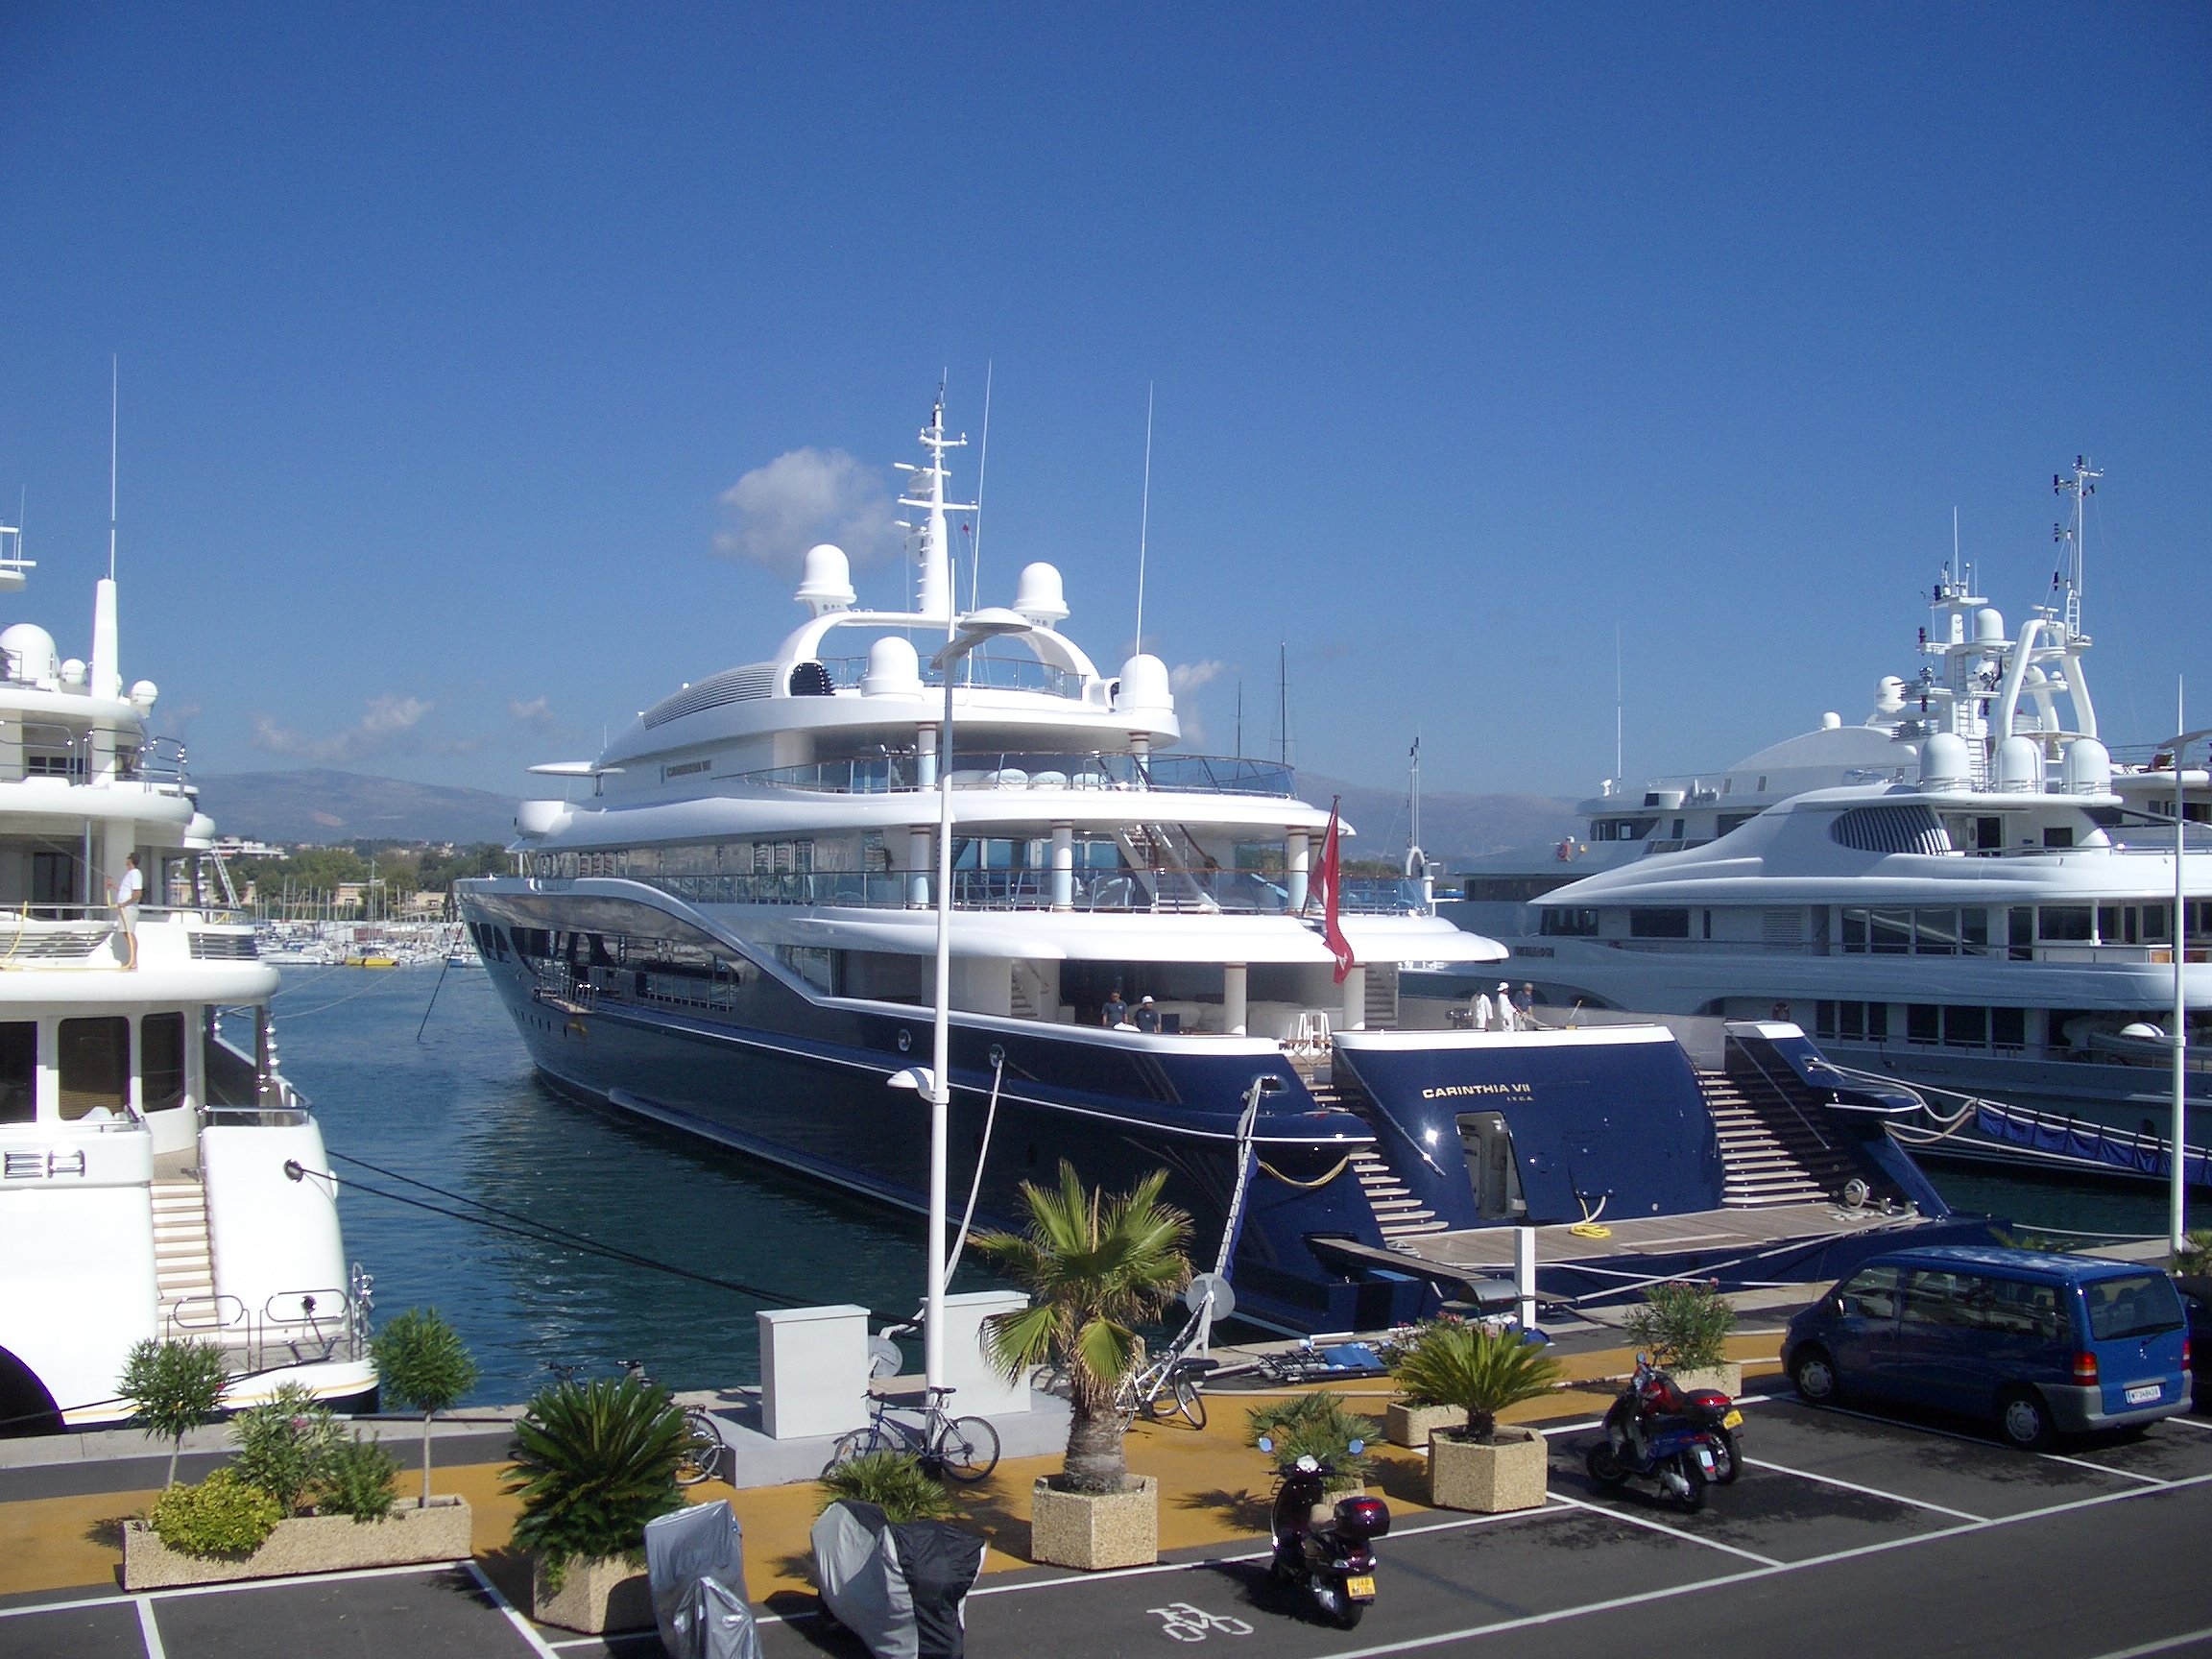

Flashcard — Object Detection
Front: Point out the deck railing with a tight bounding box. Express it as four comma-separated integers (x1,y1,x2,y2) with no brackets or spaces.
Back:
637,868,1426,916
724,750,1298,799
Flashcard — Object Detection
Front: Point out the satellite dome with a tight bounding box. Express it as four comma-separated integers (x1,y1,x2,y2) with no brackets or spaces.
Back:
1994,734,2043,793
0,624,58,685
1821,711,1842,730
796,544,855,615
2060,736,2110,795
860,635,923,698
1115,654,1173,716
1920,733,1970,787
60,658,85,688
1012,562,1070,626
1873,676,1906,714
129,680,158,713
1974,607,2005,643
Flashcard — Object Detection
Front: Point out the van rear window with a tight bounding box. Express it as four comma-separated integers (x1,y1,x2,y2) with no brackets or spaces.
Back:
2081,1274,2184,1341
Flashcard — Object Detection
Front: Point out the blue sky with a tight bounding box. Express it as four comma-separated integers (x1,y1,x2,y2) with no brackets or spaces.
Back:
1,4,2205,808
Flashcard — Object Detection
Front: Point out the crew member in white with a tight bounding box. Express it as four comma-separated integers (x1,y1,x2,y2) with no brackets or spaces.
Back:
108,853,143,971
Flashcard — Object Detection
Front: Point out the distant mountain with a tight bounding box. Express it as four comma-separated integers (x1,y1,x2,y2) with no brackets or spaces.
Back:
185,764,1576,863
1300,773,1579,868
190,769,520,846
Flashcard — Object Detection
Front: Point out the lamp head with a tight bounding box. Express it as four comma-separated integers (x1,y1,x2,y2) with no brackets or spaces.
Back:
885,1066,935,1093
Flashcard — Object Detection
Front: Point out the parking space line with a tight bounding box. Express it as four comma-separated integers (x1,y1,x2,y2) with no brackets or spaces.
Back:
1809,1398,2183,1483
0,1558,477,1622
1546,1493,1784,1567
2040,1453,2171,1485
463,1559,563,1659
1739,1456,1987,1521
2082,1624,2212,1658
134,1597,166,1659
2163,1415,2212,1431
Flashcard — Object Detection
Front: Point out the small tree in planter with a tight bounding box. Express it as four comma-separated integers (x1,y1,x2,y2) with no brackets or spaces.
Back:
505,1375,687,1633
372,1308,479,1507
977,1161,1191,1571
120,1337,230,1488
231,1383,348,1516
1245,1393,1379,1498
1389,1322,1561,1512
1623,1282,1739,1393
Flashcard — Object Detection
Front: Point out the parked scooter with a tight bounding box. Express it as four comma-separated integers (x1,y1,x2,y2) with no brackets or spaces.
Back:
1584,1353,1743,1511
1256,1435,1391,1629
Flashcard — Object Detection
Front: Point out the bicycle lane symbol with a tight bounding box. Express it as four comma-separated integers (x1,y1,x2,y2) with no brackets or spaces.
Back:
1147,1601,1254,1642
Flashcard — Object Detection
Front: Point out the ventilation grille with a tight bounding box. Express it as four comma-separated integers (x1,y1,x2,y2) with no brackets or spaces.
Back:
1829,804,1948,856
189,931,259,960
642,664,777,729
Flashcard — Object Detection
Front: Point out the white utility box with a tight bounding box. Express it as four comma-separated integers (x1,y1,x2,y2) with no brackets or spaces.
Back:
757,1304,873,1440
937,1289,1032,1416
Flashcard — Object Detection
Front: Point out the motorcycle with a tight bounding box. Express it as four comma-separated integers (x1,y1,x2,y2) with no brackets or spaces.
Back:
1584,1353,1743,1512
1255,1434,1391,1629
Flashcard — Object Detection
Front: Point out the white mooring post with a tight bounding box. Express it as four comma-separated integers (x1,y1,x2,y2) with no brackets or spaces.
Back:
1514,1226,1539,1334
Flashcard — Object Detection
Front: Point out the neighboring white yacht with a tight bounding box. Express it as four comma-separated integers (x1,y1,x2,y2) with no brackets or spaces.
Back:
1444,461,2212,1174
0,520,373,1433
459,396,1977,1332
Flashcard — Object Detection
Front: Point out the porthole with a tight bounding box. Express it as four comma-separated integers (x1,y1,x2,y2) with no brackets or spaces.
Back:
897,1028,912,1053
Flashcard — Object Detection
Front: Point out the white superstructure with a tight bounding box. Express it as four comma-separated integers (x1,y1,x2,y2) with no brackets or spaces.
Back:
0,519,372,1431
1447,460,2212,1134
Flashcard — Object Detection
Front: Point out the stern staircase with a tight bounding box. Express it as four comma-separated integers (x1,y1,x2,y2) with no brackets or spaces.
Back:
151,1175,216,1334
1696,1070,1852,1208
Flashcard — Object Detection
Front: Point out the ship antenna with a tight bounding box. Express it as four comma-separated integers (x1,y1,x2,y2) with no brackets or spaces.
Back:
967,359,993,613
108,355,118,581
1614,623,1623,785
1134,383,1154,654
2053,454,2100,638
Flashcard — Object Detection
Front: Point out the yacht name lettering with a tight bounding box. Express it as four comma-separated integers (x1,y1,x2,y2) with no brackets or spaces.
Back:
1421,1083,1536,1100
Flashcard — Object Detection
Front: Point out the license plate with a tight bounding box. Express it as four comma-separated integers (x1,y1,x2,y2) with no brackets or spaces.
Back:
1345,1575,1377,1600
1721,1409,1743,1429
2125,1383,2162,1406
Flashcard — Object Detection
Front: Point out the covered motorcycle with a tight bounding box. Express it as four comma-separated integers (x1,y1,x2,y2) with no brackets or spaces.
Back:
811,1498,987,1659
644,1501,763,1659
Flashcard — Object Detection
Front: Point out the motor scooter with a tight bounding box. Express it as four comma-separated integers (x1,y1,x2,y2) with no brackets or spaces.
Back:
1256,1435,1391,1629
1584,1353,1742,1511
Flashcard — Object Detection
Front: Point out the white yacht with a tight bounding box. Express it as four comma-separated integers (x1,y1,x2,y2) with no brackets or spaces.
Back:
0,520,373,1433
1444,461,2212,1179
460,397,1978,1332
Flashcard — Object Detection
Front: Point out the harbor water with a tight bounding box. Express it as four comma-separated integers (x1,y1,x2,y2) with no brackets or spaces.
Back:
276,964,2183,1408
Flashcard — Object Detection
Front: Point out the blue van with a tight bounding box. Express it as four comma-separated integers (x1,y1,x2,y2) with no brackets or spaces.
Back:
1783,1245,2193,1449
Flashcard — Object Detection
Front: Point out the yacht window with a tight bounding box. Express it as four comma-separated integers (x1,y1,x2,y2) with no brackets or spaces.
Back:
1718,812,1761,836
2043,825,2075,850
1627,908,1690,939
1960,909,1989,953
59,1016,131,1120
2141,903,2171,945
2098,905,2122,946
1840,908,1868,951
1975,816,2002,853
0,1022,33,1122
1539,907,1599,937
141,1013,186,1114
1991,1007,2027,1048
1944,1006,1988,1046
1912,909,1960,954
2037,906,2092,943
1870,910,1912,954
2008,906,2034,960
1906,1004,1939,1045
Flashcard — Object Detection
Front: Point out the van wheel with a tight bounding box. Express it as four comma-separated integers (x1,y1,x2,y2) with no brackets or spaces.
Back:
1997,1387,2055,1451
1790,1346,1839,1406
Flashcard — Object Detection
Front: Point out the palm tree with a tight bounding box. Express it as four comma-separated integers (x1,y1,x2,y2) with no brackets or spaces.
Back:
976,1162,1192,1495
1389,1321,1561,1443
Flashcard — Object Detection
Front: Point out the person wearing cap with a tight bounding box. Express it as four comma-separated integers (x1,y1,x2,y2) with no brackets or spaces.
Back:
1134,994,1160,1034
1495,981,1518,1031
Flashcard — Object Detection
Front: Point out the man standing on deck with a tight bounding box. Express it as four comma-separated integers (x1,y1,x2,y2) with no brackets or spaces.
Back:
108,853,142,971
1102,986,1128,1028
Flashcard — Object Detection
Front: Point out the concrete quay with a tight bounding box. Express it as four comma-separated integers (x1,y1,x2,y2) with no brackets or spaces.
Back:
3,1331,2207,1658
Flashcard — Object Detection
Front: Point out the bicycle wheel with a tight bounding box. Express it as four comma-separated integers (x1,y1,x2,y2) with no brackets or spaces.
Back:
676,1407,723,1486
936,1415,1001,1482
1171,1377,1208,1431
822,1423,883,1477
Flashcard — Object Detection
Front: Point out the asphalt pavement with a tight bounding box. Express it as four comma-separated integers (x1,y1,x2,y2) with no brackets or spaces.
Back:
5,1393,2208,1659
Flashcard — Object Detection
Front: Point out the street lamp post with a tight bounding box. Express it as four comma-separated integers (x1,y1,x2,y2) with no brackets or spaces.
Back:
2161,716,2212,1256
900,608,1034,1397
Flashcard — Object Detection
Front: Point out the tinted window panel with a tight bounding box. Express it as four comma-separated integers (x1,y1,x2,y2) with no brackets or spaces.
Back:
0,1022,33,1121
2083,1274,2184,1340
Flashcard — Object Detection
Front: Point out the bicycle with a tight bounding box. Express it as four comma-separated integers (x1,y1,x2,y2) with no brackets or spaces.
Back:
1115,1304,1217,1431
544,1358,725,1487
824,1384,1001,1483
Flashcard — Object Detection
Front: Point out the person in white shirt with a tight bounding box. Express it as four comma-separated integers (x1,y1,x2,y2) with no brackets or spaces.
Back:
108,853,143,971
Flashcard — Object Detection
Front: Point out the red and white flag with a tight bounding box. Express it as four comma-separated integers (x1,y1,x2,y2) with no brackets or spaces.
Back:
1310,798,1356,984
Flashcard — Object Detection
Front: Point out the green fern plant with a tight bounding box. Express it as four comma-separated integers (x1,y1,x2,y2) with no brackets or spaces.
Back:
816,1450,956,1523
504,1377,686,1588
1388,1322,1562,1444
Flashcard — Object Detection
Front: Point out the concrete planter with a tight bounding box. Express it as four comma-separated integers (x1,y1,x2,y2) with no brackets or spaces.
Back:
1029,1475,1158,1571
123,1496,472,1590
531,1550,655,1635
1671,1361,1743,1397
1429,1426,1547,1513
1385,1401,1467,1449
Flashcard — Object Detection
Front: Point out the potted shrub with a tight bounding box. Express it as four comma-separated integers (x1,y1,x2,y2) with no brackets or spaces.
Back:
1383,1320,1469,1448
1623,1281,1740,1395
976,1161,1191,1572
505,1375,687,1633
1245,1393,1379,1499
372,1308,480,1507
817,1449,956,1524
124,1386,463,1588
1390,1322,1561,1513
119,1337,230,1488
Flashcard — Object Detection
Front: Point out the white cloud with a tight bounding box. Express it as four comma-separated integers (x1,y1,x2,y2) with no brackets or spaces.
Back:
509,695,556,733
714,447,898,570
252,693,437,762
1169,660,1230,695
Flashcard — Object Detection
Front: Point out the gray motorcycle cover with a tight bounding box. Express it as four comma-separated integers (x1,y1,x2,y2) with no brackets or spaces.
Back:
891,1519,986,1659
812,1500,918,1659
646,1502,762,1659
